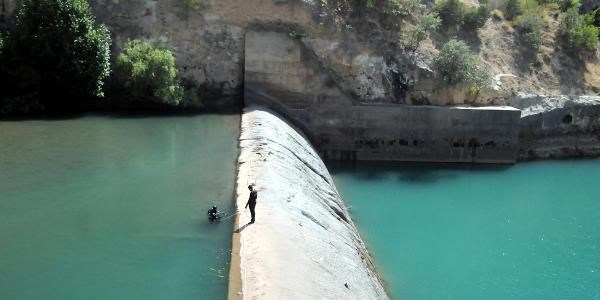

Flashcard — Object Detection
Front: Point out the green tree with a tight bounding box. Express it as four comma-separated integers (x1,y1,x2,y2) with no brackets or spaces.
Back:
559,0,580,11
403,12,442,52
6,0,111,110
505,0,522,20
435,0,465,29
515,8,545,52
558,7,599,52
463,4,491,31
115,40,184,106
592,8,600,28
433,39,490,88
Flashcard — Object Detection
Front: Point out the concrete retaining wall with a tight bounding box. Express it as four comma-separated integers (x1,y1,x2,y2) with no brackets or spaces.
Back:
517,99,600,159
245,30,522,163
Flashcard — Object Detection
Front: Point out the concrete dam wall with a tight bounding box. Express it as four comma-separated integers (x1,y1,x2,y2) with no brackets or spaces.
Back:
229,107,388,300
245,30,522,163
513,95,600,159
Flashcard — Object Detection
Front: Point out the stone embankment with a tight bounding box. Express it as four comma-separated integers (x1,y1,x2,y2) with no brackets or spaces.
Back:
228,107,388,300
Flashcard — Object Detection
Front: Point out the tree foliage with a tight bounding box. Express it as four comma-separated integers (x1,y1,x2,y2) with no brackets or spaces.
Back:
403,12,441,52
435,0,465,28
181,0,207,14
463,4,491,31
559,0,580,12
515,8,546,52
505,0,523,20
115,40,184,106
433,39,490,89
4,0,111,110
558,7,599,52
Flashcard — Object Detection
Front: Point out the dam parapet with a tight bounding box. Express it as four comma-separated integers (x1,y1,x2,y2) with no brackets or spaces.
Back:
230,107,388,300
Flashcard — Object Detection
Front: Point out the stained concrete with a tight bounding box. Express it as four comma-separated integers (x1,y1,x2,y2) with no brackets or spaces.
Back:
514,95,600,159
232,107,388,300
245,30,522,163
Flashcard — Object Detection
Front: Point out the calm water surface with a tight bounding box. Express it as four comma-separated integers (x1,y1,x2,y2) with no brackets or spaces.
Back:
331,160,600,300
0,115,239,299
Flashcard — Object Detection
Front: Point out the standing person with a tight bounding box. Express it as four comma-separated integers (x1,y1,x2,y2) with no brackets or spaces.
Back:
245,185,257,224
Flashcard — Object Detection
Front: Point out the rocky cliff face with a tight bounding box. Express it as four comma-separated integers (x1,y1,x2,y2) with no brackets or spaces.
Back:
2,0,598,107
233,107,388,299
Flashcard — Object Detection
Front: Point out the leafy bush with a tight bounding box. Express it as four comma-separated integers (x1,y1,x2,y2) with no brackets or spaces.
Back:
433,39,490,89
403,12,441,52
505,0,522,20
592,8,600,28
463,4,491,31
181,0,206,12
558,7,599,52
559,0,580,11
569,24,600,49
2,0,111,111
515,9,546,52
435,0,465,28
115,40,184,106
391,0,422,16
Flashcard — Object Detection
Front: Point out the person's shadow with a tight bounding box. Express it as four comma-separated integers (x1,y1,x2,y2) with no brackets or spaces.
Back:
234,222,253,233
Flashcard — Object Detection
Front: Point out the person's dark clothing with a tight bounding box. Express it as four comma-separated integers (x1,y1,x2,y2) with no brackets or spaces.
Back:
246,190,257,223
208,207,219,220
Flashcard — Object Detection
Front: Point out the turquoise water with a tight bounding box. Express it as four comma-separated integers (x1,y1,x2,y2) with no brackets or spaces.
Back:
331,160,600,300
0,115,239,300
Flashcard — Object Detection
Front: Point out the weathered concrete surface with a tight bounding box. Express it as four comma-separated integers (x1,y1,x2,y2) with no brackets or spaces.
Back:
231,107,388,300
511,94,600,159
245,30,522,163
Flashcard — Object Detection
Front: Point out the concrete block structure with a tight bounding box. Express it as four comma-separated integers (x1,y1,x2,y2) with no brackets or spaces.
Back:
245,30,522,163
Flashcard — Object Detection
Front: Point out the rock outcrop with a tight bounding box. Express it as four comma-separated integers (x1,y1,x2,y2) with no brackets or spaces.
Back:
230,107,388,300
510,94,600,159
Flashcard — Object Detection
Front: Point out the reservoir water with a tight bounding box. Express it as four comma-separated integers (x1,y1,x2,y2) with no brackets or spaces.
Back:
331,160,600,300
0,115,239,300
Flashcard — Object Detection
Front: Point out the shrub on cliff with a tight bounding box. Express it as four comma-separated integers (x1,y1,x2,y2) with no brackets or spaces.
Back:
181,0,207,14
433,39,490,89
403,12,442,53
1,0,111,112
558,7,599,52
559,0,580,11
435,0,465,29
505,0,523,20
592,8,600,28
515,8,546,52
114,40,184,106
463,4,491,31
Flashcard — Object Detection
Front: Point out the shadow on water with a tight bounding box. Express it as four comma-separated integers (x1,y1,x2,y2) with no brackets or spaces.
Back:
0,111,85,121
106,110,241,119
0,109,241,121
327,160,514,184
